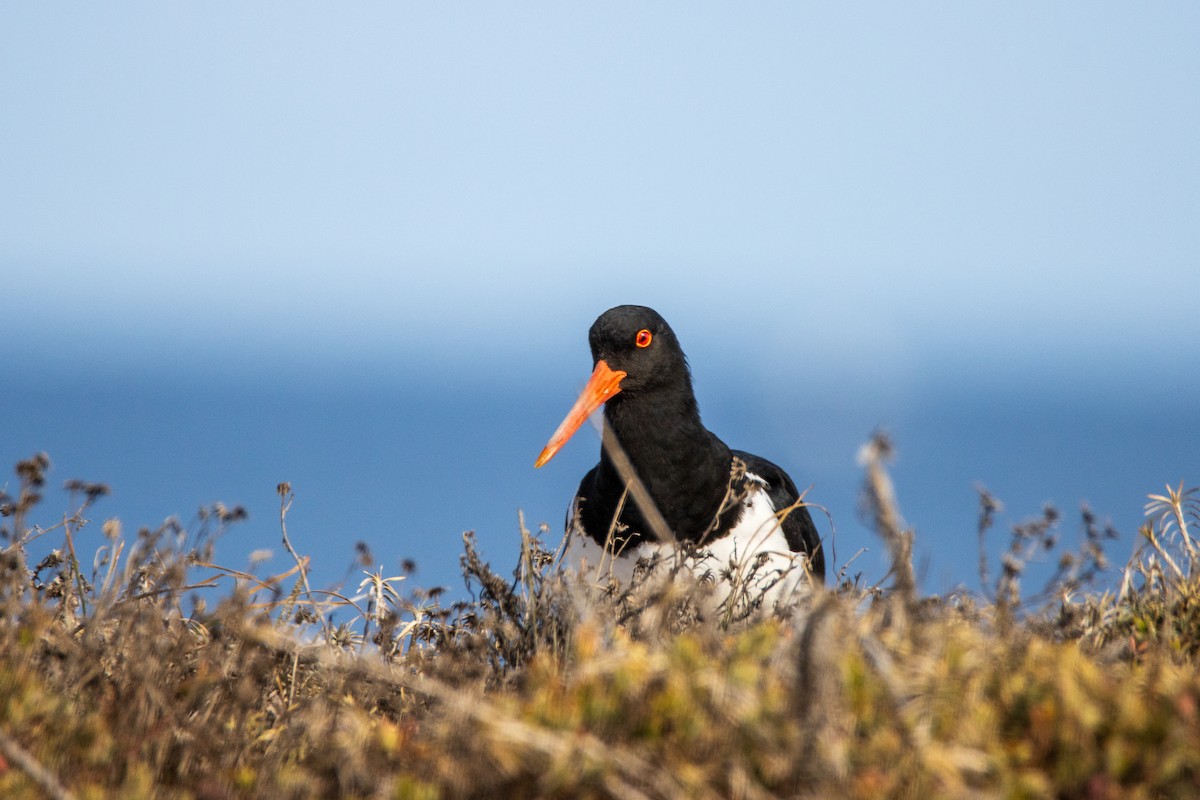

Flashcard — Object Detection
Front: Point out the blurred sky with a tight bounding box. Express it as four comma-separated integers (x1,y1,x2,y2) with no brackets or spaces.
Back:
3,5,1198,604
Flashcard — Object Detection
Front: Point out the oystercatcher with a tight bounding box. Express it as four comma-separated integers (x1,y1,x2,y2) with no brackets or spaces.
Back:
536,305,824,606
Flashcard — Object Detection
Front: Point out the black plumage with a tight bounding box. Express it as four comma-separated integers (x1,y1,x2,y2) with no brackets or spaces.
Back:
537,305,825,583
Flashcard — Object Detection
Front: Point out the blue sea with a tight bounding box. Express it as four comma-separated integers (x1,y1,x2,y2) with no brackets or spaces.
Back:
5,350,1196,613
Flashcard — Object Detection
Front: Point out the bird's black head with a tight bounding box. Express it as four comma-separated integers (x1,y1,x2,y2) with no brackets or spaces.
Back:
587,305,689,396
534,304,694,467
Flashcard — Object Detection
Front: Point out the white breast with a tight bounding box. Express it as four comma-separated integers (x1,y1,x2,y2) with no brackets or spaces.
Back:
563,474,816,615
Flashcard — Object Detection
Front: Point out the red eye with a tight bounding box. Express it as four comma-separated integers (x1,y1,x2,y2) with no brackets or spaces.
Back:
635,329,653,348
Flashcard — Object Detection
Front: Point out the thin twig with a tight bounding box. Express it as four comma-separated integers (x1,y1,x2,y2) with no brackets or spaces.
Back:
0,727,76,800
858,431,917,611
276,483,330,639
598,422,674,544
63,512,89,620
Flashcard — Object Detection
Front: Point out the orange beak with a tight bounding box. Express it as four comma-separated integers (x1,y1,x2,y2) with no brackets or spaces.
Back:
535,359,627,467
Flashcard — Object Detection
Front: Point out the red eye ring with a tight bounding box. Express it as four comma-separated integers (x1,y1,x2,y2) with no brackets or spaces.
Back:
635,329,653,348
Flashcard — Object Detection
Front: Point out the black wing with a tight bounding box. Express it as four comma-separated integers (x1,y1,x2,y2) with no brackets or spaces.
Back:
732,450,825,581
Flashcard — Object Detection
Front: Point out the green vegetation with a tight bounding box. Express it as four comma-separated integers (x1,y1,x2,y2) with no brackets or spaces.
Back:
1,439,1198,799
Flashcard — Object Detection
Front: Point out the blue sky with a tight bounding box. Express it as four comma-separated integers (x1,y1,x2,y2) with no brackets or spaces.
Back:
3,5,1198,599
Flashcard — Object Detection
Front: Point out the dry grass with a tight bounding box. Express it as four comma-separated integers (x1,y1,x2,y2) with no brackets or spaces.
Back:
1,442,1198,799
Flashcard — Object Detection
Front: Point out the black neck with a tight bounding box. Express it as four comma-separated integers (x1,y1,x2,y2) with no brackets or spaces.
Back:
592,388,738,544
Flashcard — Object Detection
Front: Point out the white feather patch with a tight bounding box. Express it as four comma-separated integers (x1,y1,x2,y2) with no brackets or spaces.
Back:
563,472,816,612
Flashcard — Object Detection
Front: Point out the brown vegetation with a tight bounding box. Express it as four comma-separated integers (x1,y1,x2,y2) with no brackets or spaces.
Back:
0,440,1198,799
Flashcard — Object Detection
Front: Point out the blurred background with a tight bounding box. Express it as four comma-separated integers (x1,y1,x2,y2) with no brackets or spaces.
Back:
3,4,1197,605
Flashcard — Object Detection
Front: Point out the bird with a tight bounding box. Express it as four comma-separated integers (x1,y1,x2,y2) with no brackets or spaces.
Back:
535,305,824,610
